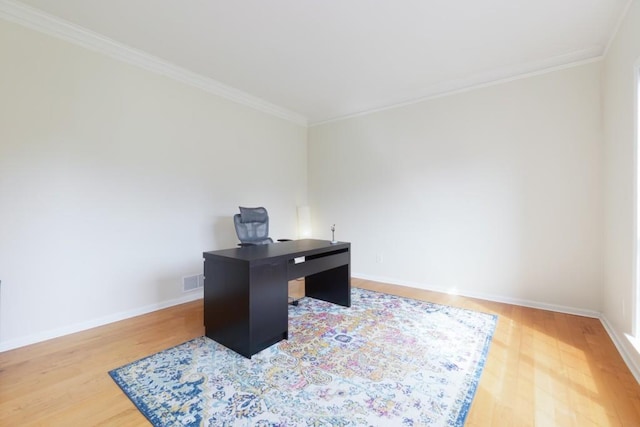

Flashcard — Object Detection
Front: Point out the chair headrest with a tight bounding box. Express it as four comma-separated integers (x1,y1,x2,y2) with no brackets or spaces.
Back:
239,206,268,223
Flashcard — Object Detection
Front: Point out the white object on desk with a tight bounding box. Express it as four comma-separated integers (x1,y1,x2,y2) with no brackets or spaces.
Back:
330,224,337,244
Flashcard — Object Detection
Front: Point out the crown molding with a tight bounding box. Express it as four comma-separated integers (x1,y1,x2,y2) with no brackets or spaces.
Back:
603,0,634,57
0,0,308,126
311,48,604,127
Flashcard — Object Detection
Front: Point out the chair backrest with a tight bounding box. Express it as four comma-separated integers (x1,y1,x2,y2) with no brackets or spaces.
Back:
233,206,274,245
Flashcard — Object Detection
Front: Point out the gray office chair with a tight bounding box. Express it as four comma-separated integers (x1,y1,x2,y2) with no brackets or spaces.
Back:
233,206,274,246
233,206,298,305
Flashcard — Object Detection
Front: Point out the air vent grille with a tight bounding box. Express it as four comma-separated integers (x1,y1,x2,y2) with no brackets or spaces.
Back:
183,274,204,292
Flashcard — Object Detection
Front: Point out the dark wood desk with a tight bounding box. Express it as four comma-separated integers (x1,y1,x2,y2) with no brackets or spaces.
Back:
203,239,351,358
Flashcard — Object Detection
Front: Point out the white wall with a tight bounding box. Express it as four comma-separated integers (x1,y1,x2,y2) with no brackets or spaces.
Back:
309,62,603,313
602,0,640,373
0,19,307,350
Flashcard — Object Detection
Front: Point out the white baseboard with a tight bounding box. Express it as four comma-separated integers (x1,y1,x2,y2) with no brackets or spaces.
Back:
599,315,640,384
5,274,640,385
352,273,600,318
0,290,203,353
353,272,640,384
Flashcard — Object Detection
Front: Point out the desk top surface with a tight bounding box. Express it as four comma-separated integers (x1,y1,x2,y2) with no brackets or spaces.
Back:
204,239,349,262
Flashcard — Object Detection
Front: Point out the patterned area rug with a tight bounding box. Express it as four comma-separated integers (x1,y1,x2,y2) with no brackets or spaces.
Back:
109,288,497,426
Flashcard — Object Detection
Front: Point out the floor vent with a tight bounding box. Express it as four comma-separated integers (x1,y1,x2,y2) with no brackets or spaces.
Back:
183,274,204,292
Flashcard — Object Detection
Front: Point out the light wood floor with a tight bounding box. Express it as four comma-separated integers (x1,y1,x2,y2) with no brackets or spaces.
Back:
1,278,640,426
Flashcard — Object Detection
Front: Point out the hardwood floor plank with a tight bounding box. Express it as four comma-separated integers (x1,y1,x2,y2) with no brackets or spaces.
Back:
1,279,639,426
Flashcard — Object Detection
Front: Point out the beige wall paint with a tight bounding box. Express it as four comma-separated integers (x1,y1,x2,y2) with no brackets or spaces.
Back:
2,4,636,374
0,19,307,350
309,62,603,313
602,0,640,374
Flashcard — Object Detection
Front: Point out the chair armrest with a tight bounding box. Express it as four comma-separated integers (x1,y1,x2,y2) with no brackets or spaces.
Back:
277,239,292,242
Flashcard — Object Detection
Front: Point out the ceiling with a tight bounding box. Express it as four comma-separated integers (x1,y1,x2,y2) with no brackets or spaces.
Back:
5,0,631,125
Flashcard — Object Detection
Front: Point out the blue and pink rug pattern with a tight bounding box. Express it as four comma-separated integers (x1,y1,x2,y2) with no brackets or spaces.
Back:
109,288,497,426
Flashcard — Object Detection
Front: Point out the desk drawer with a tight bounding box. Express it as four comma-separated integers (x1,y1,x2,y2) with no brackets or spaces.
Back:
288,249,349,280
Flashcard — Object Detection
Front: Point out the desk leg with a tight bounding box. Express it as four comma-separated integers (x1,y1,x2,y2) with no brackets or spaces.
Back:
305,264,351,307
250,261,288,355
204,258,251,358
